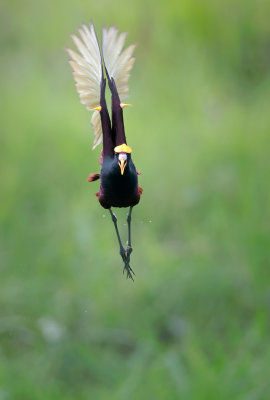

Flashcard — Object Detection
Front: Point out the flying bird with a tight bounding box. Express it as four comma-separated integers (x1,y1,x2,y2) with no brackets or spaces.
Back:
67,23,142,280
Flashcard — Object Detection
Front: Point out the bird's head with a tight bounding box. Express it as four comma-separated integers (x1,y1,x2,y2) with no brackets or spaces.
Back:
114,143,132,175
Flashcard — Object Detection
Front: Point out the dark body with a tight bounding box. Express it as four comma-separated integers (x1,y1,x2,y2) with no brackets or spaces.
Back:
93,75,142,209
98,155,140,209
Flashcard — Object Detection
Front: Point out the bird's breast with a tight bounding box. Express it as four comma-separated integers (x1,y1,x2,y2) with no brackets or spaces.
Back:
99,162,139,208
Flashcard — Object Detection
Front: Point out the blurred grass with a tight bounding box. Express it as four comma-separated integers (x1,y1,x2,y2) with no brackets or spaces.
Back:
1,0,270,399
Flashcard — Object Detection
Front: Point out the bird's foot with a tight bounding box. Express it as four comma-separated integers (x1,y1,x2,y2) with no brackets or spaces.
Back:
123,262,135,281
120,247,135,281
119,252,133,280
124,245,135,280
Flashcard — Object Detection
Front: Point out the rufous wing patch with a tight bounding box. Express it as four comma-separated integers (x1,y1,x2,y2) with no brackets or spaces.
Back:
88,173,100,182
139,187,143,195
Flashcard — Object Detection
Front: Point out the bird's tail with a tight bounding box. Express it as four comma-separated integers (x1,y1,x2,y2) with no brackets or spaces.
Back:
102,26,136,101
66,23,103,149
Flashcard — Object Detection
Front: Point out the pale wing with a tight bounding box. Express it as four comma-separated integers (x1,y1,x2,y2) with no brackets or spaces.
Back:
67,23,102,149
102,26,136,101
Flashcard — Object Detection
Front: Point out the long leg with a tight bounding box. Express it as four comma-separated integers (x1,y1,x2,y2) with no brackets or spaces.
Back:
126,207,133,265
109,208,134,280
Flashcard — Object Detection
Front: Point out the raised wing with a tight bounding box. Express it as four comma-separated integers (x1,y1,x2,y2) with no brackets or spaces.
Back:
67,23,103,149
102,26,136,101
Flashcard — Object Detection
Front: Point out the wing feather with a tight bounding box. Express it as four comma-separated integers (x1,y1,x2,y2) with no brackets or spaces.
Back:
67,23,102,149
102,26,136,101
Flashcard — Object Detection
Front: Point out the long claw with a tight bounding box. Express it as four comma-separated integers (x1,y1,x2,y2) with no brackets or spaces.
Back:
122,254,135,280
125,266,134,281
130,267,135,276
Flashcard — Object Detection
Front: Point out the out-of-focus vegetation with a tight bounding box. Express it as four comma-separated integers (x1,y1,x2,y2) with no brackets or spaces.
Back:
1,0,270,398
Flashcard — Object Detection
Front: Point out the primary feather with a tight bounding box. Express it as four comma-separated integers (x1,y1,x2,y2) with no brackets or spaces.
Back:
102,26,136,101
67,23,103,149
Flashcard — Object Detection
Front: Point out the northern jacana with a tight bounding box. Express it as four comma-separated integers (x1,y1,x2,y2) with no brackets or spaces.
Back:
67,23,142,280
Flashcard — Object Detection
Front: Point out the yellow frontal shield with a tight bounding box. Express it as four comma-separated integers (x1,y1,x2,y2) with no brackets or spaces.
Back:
114,144,132,154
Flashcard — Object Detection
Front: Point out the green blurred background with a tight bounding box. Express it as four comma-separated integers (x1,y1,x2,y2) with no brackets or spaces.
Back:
1,0,270,398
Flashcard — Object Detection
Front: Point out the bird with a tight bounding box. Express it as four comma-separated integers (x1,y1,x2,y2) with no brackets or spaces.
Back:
67,23,143,280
